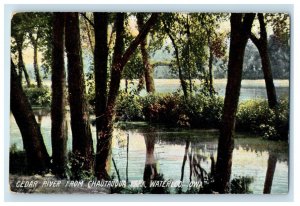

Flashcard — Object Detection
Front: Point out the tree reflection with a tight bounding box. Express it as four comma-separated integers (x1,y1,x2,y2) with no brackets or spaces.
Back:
263,151,278,194
143,128,158,187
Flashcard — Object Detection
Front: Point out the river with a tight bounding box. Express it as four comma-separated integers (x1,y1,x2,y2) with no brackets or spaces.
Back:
10,110,289,194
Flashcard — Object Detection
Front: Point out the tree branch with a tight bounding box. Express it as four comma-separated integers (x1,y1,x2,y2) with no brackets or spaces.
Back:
80,12,95,28
258,13,267,40
120,13,159,68
249,32,261,49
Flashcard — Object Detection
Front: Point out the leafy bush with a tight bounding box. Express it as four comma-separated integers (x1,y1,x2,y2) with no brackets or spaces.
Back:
183,94,223,128
236,98,289,140
24,86,51,107
230,176,254,194
116,92,144,121
141,93,223,128
114,92,288,139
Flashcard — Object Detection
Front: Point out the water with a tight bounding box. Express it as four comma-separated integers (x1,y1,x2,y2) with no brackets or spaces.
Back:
10,110,289,194
121,79,289,101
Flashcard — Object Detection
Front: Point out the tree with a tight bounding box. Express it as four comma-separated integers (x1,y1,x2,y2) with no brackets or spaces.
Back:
215,13,255,193
94,13,159,179
93,12,109,179
162,15,188,98
51,12,67,177
11,13,31,87
10,58,50,173
160,13,227,97
13,13,53,87
28,28,42,88
65,12,94,175
137,13,155,93
250,13,277,109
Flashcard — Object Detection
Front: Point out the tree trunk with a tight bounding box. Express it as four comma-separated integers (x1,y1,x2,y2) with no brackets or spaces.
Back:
51,12,67,177
137,75,145,93
186,15,193,94
93,12,110,179
94,13,159,180
11,59,50,173
215,13,255,193
137,13,155,93
17,43,31,87
65,12,94,175
263,152,277,194
163,23,188,98
208,49,214,95
33,44,42,87
29,33,42,88
250,13,277,109
82,14,94,54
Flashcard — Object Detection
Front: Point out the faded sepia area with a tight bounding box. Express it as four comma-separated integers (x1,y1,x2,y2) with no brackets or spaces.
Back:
10,12,289,194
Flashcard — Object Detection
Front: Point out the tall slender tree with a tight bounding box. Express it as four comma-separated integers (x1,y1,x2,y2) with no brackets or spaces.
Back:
11,14,31,87
65,12,94,175
51,12,67,177
94,13,159,179
215,13,255,193
28,29,42,88
93,12,110,179
11,59,50,173
250,13,277,109
137,13,155,93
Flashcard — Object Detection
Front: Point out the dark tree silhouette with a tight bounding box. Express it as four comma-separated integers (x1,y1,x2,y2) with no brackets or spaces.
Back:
51,12,67,177
65,12,94,174
11,59,50,173
137,13,155,93
250,13,277,109
215,13,255,193
93,12,110,179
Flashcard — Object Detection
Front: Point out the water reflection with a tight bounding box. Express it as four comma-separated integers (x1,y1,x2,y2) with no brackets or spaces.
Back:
111,125,288,194
263,152,278,194
10,112,288,194
143,128,158,188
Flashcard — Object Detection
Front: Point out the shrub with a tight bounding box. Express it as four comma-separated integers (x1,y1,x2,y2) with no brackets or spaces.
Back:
23,86,51,107
114,92,289,139
141,93,223,128
183,94,223,128
230,176,254,194
236,98,289,140
116,92,144,121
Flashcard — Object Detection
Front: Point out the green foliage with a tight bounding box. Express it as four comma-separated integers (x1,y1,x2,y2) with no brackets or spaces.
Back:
236,98,289,140
142,93,223,128
230,176,254,194
115,93,289,139
24,86,51,107
9,144,29,175
67,152,94,180
85,69,96,107
183,94,223,128
11,12,53,78
116,92,144,121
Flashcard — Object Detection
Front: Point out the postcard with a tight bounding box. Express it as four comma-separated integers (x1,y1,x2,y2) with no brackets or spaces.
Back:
9,11,290,195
